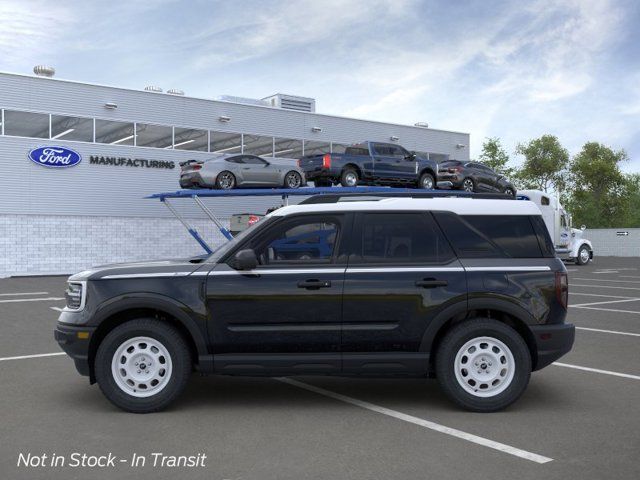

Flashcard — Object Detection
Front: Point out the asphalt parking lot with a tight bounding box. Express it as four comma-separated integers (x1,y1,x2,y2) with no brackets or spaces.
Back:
1,258,639,480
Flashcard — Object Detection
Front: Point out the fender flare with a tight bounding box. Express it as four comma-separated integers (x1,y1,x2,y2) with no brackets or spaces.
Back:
90,293,209,357
419,296,537,354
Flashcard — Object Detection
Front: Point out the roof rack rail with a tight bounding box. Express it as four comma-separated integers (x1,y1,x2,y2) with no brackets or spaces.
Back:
299,191,514,204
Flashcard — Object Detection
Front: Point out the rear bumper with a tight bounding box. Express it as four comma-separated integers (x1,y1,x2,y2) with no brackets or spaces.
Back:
179,172,207,189
530,323,575,371
54,323,96,377
437,174,464,188
303,167,337,181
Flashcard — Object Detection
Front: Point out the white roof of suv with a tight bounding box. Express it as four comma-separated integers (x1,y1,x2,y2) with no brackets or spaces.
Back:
272,197,541,217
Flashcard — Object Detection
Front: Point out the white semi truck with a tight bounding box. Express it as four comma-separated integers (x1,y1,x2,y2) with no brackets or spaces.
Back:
518,190,593,265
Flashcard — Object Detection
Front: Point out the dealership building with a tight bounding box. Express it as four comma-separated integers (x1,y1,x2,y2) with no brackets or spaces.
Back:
0,69,470,277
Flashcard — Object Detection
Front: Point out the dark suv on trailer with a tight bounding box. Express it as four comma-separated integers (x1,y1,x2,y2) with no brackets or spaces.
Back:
438,160,516,196
55,194,574,413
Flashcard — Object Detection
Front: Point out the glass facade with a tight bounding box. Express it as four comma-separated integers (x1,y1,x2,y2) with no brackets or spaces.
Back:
0,108,450,161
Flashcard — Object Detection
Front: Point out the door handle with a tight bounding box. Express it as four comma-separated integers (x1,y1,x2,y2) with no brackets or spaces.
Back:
415,278,448,288
297,279,331,289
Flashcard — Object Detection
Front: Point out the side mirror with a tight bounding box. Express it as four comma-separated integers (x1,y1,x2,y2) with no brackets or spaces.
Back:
405,153,416,161
232,249,258,270
581,225,586,231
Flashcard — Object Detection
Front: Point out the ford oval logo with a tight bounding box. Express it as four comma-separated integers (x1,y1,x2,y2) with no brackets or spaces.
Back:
28,146,82,168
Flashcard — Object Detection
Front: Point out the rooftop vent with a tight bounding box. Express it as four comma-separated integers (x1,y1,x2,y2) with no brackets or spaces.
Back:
262,93,316,113
33,65,55,77
144,85,163,93
167,88,185,96
217,95,270,107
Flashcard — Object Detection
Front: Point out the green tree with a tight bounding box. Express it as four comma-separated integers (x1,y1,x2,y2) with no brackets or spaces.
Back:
567,142,629,228
478,137,514,177
515,135,569,192
624,174,640,227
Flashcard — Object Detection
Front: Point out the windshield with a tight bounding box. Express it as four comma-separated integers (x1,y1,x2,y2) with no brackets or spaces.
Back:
205,216,277,263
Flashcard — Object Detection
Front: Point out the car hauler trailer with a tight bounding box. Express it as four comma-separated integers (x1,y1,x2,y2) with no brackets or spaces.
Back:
517,190,593,265
147,187,510,254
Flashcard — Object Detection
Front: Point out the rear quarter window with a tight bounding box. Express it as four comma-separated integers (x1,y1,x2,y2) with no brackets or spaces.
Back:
462,215,543,258
434,212,544,258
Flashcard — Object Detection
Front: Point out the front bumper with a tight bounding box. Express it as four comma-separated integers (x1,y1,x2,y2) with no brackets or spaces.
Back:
530,323,575,370
54,323,96,377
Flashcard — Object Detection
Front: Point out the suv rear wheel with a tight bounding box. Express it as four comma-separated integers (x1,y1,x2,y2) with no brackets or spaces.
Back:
435,319,531,412
95,319,192,413
462,178,475,192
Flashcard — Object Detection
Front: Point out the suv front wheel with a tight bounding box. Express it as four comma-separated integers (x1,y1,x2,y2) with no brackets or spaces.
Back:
95,319,192,413
435,319,531,412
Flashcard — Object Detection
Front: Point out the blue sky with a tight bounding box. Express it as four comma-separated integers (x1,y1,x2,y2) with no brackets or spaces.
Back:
1,0,639,170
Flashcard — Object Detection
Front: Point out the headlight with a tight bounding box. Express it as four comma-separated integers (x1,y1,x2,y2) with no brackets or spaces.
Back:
65,282,86,310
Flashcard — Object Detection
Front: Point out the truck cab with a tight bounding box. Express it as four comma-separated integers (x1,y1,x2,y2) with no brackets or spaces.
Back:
518,190,593,265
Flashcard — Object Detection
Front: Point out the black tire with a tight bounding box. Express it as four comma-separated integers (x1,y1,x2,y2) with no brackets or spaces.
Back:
340,168,359,187
314,179,332,188
462,177,475,192
95,318,192,413
215,171,236,190
503,187,516,197
418,172,435,189
283,171,303,189
576,245,591,265
435,318,531,412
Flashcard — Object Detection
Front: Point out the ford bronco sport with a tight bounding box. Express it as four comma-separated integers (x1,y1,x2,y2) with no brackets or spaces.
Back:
55,193,574,413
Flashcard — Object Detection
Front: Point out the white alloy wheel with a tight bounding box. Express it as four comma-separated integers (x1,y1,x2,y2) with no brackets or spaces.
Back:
453,336,515,397
111,336,173,398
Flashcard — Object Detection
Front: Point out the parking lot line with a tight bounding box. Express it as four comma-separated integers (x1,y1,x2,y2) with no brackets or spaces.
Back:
571,305,640,315
0,297,64,304
572,278,640,284
0,291,49,297
277,377,553,464
571,298,640,307
576,326,640,337
553,362,640,381
50,306,64,312
570,292,637,299
571,284,640,291
0,352,65,362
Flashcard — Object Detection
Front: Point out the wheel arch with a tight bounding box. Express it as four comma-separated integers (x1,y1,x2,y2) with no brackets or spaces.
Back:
87,294,208,383
421,298,539,372
342,163,362,178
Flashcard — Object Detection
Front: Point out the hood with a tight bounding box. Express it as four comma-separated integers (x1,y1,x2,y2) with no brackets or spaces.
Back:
68,258,205,281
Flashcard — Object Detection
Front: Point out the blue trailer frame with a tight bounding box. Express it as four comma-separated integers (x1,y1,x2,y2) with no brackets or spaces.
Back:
147,187,499,254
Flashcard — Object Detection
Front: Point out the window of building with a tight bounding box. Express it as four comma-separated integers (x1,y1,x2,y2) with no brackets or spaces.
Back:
354,213,454,264
331,143,349,154
135,123,173,148
95,119,135,145
210,131,243,154
273,137,303,158
4,110,49,138
252,217,340,265
243,134,274,156
303,140,330,156
50,115,93,142
173,127,208,151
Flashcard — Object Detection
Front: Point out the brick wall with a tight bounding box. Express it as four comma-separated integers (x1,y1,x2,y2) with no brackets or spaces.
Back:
0,214,230,277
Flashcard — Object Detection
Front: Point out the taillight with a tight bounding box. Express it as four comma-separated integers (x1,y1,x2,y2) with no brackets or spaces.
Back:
322,154,331,168
297,159,301,167
556,272,568,309
449,166,462,173
248,215,260,226
192,164,202,171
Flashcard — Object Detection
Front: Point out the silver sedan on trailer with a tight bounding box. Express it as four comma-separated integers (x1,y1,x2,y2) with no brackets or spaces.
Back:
179,154,306,190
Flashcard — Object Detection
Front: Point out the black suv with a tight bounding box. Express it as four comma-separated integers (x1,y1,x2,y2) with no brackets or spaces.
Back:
438,161,516,196
55,194,574,413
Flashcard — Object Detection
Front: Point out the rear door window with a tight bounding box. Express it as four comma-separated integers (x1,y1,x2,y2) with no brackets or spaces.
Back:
352,213,455,264
433,212,502,258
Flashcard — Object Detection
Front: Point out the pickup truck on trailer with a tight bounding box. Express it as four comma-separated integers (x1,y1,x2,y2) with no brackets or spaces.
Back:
298,141,441,189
